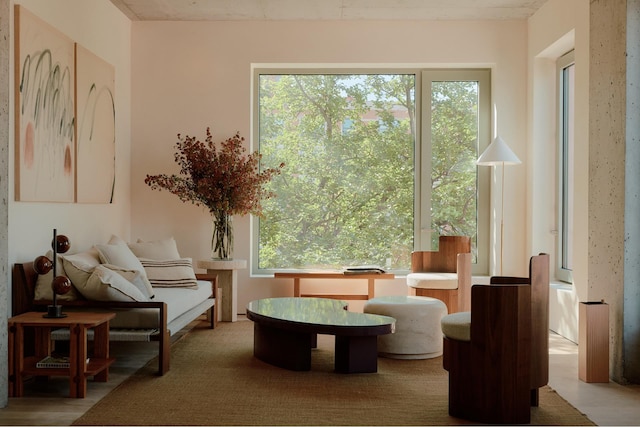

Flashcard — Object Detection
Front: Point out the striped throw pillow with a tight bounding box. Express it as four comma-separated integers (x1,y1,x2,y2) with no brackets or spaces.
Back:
139,258,198,289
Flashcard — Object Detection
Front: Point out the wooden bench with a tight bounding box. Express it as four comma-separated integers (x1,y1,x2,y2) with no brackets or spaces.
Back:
274,271,396,300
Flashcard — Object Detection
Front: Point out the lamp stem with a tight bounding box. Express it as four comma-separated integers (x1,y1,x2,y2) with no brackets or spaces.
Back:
500,161,505,276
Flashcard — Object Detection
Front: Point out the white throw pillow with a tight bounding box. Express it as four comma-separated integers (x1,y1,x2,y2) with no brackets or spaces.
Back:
139,258,198,289
60,248,101,290
79,264,149,302
34,250,79,301
128,237,181,260
95,243,154,298
107,234,127,246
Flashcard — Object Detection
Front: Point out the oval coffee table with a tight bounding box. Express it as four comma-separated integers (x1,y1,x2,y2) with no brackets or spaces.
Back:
246,297,395,373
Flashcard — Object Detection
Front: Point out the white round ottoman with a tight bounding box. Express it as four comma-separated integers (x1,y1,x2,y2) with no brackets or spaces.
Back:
363,295,448,359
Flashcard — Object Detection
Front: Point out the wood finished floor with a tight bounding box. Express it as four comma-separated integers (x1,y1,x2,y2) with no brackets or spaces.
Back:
1,317,640,426
0,318,209,426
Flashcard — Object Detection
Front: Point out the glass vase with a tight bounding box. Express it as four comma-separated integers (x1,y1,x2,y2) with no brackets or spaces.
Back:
211,213,233,260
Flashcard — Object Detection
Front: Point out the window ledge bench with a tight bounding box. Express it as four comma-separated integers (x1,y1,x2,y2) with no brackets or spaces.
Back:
274,271,395,300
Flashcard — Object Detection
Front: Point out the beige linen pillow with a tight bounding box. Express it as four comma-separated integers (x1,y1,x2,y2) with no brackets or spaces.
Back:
78,264,149,302
34,250,79,301
107,234,127,245
128,237,181,260
60,247,101,290
139,258,198,289
95,243,155,298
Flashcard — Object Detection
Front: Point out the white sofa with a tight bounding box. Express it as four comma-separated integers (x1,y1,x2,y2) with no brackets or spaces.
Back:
11,236,218,375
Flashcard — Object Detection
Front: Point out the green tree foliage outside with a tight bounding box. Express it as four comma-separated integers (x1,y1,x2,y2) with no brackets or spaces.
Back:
258,74,478,271
430,81,478,247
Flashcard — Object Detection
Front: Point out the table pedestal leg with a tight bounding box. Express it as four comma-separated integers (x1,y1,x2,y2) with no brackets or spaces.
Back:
207,269,238,322
335,335,379,373
253,322,313,371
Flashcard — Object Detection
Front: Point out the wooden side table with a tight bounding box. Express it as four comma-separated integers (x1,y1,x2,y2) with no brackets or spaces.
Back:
8,311,115,398
197,259,247,322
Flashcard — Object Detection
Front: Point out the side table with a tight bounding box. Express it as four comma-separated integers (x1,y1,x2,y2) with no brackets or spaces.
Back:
8,311,115,398
196,259,247,322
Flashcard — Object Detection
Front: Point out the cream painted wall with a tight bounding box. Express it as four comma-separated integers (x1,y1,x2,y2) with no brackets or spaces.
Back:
130,19,529,313
8,0,132,271
528,0,589,343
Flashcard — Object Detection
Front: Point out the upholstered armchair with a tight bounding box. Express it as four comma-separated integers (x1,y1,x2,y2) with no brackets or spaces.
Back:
406,236,471,313
440,253,550,424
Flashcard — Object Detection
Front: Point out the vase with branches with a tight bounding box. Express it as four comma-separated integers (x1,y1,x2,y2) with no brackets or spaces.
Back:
145,127,284,259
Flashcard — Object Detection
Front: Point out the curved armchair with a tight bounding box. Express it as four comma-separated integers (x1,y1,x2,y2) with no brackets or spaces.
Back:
440,253,549,424
406,236,471,313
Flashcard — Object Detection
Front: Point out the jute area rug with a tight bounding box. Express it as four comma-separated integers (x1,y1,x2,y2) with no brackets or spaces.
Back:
73,319,594,426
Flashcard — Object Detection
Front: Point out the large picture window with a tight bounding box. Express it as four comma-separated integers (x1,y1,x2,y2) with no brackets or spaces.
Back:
253,68,490,274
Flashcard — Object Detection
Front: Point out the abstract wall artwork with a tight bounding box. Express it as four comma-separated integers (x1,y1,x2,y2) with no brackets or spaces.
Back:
14,5,116,204
76,44,115,203
15,5,75,202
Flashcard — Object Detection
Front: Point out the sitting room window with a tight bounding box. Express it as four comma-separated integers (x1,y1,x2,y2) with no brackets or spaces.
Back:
252,68,490,275
557,51,575,283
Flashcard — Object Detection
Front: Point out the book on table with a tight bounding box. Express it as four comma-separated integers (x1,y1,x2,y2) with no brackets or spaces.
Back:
343,265,386,275
36,355,89,369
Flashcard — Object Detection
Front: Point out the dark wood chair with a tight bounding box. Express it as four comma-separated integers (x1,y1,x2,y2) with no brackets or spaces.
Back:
490,253,550,406
406,236,471,313
441,253,549,424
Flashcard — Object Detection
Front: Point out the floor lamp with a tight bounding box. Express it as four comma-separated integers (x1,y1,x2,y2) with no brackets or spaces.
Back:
477,136,521,275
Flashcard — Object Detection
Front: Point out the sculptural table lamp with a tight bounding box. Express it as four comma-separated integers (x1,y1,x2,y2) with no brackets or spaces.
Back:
34,229,72,318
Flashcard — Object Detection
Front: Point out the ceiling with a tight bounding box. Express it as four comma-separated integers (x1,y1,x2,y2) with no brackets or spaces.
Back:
109,0,550,21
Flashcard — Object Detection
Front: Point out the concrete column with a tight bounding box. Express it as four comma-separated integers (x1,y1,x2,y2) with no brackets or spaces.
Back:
588,0,626,382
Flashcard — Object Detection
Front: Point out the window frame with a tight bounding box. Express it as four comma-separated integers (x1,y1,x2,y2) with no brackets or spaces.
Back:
251,66,491,276
419,69,491,275
556,51,575,283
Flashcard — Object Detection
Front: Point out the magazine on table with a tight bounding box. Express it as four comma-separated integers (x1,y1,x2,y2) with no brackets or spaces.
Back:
36,355,90,368
342,265,386,275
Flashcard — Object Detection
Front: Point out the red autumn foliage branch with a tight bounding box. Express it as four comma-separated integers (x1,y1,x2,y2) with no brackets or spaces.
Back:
145,128,284,218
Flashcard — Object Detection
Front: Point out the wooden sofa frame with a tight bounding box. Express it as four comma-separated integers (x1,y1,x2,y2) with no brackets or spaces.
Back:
12,262,218,375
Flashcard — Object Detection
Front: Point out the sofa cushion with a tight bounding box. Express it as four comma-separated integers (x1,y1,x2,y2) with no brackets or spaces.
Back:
107,280,213,330
78,264,150,302
407,272,459,290
139,258,198,289
128,237,181,260
60,248,102,289
95,242,154,298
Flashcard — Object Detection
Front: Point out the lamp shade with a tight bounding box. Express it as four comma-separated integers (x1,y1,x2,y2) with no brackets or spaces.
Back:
477,136,521,165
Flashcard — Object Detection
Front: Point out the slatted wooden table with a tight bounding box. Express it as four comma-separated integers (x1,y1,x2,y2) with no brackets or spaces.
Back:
274,271,395,300
8,311,115,398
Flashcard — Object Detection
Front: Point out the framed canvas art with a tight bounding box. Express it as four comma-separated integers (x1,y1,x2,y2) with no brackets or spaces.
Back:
14,5,75,202
75,44,116,203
